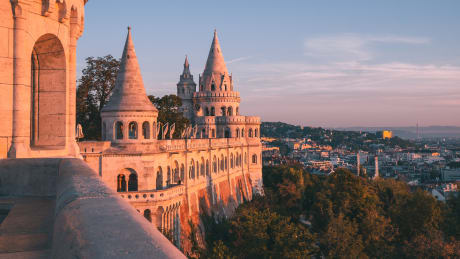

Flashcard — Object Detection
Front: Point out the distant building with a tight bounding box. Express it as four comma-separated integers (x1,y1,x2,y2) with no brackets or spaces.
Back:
442,169,460,181
382,130,393,139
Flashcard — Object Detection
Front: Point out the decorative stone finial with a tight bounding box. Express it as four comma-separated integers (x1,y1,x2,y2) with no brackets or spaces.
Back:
127,26,131,31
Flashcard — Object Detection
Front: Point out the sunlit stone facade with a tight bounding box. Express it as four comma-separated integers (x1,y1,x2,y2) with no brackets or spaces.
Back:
0,0,87,158
79,29,263,246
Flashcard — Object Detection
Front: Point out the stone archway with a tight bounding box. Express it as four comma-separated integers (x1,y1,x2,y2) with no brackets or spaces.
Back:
30,34,66,148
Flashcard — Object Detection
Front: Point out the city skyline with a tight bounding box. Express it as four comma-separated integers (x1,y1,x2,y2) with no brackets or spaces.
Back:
77,0,460,127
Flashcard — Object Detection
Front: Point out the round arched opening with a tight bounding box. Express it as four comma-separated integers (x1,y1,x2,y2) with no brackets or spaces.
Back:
30,34,67,148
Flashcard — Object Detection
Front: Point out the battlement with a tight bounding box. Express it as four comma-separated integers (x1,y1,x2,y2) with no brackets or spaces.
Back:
193,91,240,98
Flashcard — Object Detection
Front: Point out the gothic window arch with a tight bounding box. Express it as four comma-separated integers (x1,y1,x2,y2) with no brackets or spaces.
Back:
206,160,210,176
180,164,185,182
190,160,195,179
211,83,216,91
156,167,163,190
174,161,180,183
231,153,234,169
142,121,150,139
236,128,240,138
213,156,217,173
236,107,239,115
255,129,259,138
249,128,253,138
252,154,258,164
144,209,152,222
220,155,224,171
115,122,123,139
128,122,138,139
221,106,226,116
128,172,138,191
167,166,171,186
227,107,233,116
211,129,216,138
242,128,245,137
200,158,205,176
211,107,215,116
205,107,210,116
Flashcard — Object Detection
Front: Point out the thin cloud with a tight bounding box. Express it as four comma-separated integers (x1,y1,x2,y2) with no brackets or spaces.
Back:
304,34,430,62
227,56,253,64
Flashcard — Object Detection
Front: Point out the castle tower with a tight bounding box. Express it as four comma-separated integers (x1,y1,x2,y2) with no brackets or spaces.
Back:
177,56,196,122
101,27,158,144
193,30,243,138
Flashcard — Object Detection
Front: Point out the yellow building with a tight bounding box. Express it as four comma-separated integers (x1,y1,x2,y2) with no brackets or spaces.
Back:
382,130,393,139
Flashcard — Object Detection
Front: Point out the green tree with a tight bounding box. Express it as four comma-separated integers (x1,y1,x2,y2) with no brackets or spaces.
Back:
76,55,120,140
148,95,189,139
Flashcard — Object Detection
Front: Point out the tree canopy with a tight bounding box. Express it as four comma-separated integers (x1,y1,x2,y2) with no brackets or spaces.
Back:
192,166,460,258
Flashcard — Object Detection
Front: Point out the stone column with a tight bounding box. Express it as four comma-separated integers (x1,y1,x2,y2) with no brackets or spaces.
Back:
68,21,81,157
9,1,30,158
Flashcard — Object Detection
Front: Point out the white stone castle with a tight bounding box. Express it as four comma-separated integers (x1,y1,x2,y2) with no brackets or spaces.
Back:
78,28,263,243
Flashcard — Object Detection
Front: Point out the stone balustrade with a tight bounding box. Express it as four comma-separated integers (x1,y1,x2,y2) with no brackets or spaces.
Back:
120,185,185,203
193,91,240,98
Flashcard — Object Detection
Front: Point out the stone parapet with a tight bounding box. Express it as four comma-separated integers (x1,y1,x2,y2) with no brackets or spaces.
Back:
119,185,185,203
53,158,186,258
193,91,240,98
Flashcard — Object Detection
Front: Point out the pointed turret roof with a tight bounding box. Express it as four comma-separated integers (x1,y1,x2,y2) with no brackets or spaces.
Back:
102,27,157,113
203,30,228,76
183,55,191,76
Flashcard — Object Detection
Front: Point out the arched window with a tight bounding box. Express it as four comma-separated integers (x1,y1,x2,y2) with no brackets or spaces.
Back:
142,121,150,139
252,154,257,164
255,129,259,138
128,172,138,191
224,84,227,91
231,154,234,168
200,158,205,176
190,160,195,179
156,167,163,190
211,129,216,138
227,107,233,116
180,164,185,183
206,160,210,176
225,128,231,138
220,155,224,171
196,161,200,179
211,107,215,116
221,107,226,116
202,129,206,138
213,156,217,173
225,157,228,170
205,107,210,116
236,128,240,138
249,129,253,137
128,122,138,139
167,166,171,186
174,161,180,184
236,107,239,115
211,83,216,91
117,174,127,192
242,128,245,137
144,209,152,222
116,122,124,139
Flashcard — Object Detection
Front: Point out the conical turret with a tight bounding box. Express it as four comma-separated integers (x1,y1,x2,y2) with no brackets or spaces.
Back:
199,30,233,92
203,30,228,76
102,27,157,113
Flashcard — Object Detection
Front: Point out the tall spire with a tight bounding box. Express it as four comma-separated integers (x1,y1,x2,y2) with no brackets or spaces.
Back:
182,55,191,76
102,27,156,112
203,30,228,76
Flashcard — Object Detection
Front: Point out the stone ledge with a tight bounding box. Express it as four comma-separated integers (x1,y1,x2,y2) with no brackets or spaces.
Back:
53,158,186,259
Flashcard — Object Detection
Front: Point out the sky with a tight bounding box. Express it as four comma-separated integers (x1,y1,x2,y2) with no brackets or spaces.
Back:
77,0,460,127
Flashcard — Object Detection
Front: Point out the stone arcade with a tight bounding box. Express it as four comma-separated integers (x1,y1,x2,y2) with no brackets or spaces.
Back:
79,28,263,246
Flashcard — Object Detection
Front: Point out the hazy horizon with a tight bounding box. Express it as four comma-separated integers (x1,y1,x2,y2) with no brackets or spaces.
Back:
77,0,460,127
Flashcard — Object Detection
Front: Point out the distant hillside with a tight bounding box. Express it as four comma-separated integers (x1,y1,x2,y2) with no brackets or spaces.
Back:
261,122,415,151
336,126,460,139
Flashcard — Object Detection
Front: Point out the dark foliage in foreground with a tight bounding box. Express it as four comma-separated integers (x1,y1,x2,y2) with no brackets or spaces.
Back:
190,165,460,258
